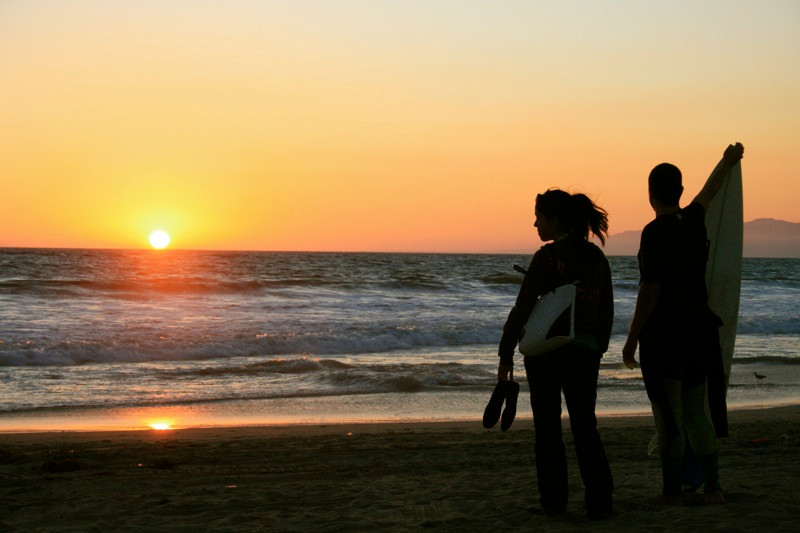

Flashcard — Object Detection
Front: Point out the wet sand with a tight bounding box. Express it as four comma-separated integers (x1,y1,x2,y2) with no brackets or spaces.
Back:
2,405,799,531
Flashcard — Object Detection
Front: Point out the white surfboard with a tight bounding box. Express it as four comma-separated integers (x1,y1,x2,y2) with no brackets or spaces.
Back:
704,161,743,390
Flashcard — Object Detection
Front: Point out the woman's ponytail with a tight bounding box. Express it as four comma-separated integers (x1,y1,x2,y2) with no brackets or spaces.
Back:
536,189,609,246
570,193,609,246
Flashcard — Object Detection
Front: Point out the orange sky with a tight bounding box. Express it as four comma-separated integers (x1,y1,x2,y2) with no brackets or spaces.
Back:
1,1,798,252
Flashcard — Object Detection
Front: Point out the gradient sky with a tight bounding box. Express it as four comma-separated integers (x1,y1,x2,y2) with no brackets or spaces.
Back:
2,0,798,252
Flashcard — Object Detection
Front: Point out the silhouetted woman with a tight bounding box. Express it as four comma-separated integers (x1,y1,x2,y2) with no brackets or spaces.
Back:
497,189,614,519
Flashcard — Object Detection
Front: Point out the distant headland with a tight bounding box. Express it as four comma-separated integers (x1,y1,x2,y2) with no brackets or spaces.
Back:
602,218,800,258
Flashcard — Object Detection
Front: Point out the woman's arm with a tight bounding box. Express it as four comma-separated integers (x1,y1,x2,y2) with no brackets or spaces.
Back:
497,248,552,374
597,258,614,355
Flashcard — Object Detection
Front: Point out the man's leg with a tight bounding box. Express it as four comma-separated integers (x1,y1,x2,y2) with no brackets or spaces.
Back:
681,381,724,502
651,378,686,500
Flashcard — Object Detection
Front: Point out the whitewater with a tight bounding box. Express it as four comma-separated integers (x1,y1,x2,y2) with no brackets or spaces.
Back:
1,249,797,431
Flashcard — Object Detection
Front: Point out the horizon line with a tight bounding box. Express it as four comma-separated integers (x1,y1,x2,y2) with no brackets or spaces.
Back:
2,245,799,259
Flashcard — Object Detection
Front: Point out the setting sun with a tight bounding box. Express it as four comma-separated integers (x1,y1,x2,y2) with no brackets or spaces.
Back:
0,1,797,253
149,230,171,250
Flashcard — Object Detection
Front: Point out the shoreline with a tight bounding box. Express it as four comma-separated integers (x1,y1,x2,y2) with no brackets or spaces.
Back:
2,404,799,531
2,404,798,439
0,400,797,436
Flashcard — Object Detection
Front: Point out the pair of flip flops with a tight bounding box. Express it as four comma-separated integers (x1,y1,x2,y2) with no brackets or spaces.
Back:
482,379,519,431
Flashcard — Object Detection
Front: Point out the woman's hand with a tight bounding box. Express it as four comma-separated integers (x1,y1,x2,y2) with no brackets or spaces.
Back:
497,363,513,381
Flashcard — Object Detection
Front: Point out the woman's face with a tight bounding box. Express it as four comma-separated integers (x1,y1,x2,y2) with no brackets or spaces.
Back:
534,210,559,242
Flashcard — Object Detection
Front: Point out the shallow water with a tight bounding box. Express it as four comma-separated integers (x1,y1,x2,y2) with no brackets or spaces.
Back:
1,249,797,431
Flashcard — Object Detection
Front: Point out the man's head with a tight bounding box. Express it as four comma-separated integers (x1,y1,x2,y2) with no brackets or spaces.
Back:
648,163,683,207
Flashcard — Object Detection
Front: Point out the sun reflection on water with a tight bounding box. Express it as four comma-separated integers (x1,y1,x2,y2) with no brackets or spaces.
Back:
148,421,174,430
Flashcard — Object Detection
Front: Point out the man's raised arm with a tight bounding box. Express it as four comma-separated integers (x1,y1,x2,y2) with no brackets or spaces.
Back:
693,142,745,209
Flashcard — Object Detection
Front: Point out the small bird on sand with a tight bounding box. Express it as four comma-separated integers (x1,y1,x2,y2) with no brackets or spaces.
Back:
754,372,767,381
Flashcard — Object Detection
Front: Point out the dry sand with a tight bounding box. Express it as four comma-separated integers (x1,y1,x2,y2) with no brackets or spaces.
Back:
2,405,799,532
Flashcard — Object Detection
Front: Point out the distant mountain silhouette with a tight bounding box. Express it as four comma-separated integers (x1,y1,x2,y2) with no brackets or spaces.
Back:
742,218,800,258
603,218,800,258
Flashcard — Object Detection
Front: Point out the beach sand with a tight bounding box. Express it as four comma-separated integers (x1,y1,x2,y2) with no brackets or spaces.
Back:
1,406,799,532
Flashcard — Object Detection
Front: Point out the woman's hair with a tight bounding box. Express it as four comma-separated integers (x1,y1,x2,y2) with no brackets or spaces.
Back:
535,189,609,245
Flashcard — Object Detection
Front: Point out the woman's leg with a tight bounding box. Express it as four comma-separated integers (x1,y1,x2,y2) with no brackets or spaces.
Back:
525,354,568,514
561,348,614,516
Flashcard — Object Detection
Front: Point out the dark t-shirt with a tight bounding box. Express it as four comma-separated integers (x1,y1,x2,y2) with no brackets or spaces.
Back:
637,202,728,435
638,202,718,340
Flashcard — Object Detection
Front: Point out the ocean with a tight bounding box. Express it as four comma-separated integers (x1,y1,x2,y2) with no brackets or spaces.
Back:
1,248,798,432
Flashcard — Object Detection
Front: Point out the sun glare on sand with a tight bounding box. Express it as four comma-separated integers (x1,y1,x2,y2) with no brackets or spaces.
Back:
148,230,171,250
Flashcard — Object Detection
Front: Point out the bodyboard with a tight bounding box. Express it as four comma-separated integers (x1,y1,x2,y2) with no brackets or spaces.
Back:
518,283,576,357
